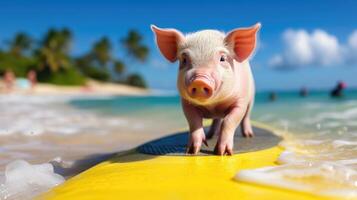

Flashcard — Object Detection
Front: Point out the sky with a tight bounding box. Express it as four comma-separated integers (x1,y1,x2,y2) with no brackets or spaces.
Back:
1,0,357,91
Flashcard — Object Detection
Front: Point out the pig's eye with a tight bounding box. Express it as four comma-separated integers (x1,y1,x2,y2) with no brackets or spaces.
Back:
182,57,187,65
220,55,226,62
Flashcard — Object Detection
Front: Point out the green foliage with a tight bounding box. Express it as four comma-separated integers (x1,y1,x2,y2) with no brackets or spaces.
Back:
114,60,125,75
75,39,112,81
121,30,149,62
78,64,110,81
0,28,150,87
0,52,36,77
37,67,86,86
91,37,112,67
8,32,33,57
126,73,147,88
41,28,72,52
75,37,114,82
36,28,72,72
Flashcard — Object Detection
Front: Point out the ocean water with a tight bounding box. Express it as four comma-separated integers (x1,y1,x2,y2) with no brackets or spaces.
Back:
1,90,357,198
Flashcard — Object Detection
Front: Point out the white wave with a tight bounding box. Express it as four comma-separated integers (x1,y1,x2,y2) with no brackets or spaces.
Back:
336,159,357,165
0,160,64,200
237,149,357,196
0,95,130,136
277,151,308,164
333,140,357,148
302,102,324,109
308,107,357,123
0,94,75,104
236,162,357,198
237,96,357,198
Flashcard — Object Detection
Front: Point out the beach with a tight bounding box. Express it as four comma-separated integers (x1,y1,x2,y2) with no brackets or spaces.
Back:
0,80,150,96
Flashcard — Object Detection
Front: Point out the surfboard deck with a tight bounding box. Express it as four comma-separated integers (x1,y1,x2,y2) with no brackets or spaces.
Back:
38,125,331,200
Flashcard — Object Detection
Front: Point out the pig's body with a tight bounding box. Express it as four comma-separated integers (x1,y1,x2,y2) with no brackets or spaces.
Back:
152,24,260,155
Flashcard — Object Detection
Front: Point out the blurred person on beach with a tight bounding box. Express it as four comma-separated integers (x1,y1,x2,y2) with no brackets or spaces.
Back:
2,69,15,92
1,70,38,93
81,82,94,93
27,70,37,90
330,81,346,98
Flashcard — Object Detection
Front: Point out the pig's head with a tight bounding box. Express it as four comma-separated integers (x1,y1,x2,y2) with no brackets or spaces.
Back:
151,24,260,106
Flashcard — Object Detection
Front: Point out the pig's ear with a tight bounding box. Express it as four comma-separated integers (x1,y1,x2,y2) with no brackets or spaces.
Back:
151,25,184,63
225,23,261,62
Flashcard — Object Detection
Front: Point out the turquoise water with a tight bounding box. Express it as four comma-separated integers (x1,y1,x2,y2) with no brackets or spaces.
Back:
70,90,357,134
70,89,357,141
71,89,357,197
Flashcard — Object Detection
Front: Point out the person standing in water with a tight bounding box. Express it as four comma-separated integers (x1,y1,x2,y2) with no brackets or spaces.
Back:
330,81,347,97
300,87,308,97
269,92,277,102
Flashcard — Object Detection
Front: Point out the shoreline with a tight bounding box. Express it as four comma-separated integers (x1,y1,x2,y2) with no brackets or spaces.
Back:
0,80,151,96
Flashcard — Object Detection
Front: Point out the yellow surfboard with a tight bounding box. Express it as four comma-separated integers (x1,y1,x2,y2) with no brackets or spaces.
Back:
38,125,332,200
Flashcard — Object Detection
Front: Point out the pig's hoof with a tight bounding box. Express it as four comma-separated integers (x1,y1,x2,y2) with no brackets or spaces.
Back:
186,145,200,155
242,127,254,138
214,142,234,156
186,133,207,155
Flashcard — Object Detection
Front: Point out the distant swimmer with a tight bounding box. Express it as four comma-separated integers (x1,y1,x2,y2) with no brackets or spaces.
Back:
300,87,308,97
269,92,277,102
330,81,346,97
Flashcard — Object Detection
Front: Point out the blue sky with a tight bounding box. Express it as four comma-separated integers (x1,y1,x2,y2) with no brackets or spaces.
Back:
1,0,357,91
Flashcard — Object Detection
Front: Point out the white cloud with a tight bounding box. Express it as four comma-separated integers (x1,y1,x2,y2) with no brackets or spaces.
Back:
348,30,357,49
346,30,357,64
268,54,283,67
309,30,341,65
282,29,314,66
269,29,357,69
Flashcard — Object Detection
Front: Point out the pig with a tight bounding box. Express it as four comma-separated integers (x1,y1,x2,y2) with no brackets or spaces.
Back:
151,23,260,155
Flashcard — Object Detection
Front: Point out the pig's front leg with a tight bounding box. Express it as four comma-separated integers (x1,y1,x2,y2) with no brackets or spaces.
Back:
181,100,207,154
206,119,223,139
214,103,248,155
241,103,254,137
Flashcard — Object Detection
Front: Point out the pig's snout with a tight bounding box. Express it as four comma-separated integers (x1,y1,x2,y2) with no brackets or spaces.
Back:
187,77,214,100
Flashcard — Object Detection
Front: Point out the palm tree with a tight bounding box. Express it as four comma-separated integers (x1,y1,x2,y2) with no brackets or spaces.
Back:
126,73,146,88
114,60,125,75
9,32,32,57
120,30,149,88
36,28,72,72
91,37,112,67
121,30,149,62
75,37,114,81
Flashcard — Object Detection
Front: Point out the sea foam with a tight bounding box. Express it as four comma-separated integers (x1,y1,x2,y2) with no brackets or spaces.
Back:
237,99,357,197
0,94,128,136
236,150,357,198
0,160,64,200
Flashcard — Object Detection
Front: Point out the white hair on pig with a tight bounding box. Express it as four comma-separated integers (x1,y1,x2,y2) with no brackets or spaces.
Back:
178,30,228,65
